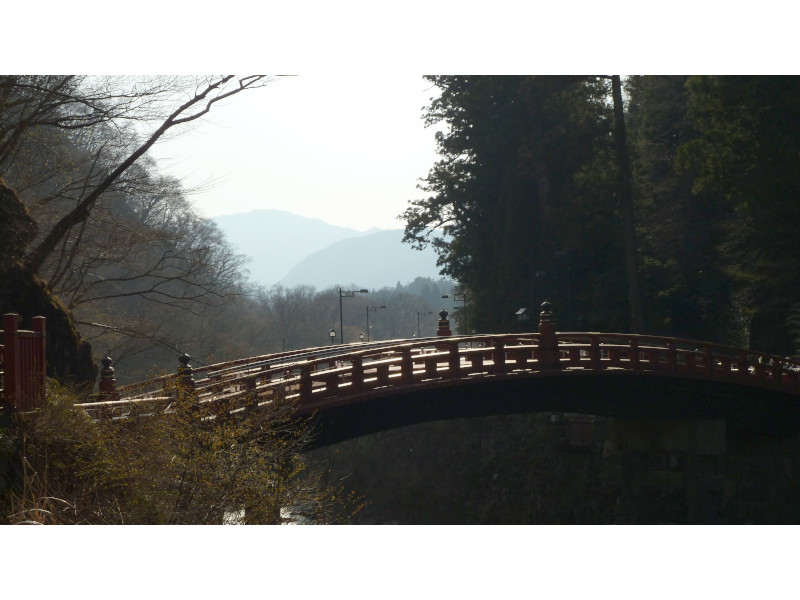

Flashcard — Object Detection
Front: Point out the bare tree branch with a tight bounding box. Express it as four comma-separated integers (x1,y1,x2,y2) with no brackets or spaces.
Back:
20,76,272,273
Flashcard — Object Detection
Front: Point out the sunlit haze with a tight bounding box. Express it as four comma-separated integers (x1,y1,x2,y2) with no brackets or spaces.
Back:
148,75,443,232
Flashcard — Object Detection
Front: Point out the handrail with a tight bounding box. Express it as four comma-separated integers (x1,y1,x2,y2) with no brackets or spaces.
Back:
1,313,47,412
80,331,800,422
113,338,416,396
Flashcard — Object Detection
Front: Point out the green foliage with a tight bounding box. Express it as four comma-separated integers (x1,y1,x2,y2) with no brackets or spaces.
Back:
625,75,734,342
402,75,800,355
402,76,622,333
1,383,363,524
677,76,800,354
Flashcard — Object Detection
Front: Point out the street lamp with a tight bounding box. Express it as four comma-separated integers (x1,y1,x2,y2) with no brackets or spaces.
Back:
515,307,530,332
329,328,336,344
339,288,369,344
366,305,386,342
442,293,467,335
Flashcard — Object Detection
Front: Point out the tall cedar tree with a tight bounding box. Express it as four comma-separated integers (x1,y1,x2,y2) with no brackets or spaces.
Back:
402,76,633,333
678,76,800,355
625,75,735,343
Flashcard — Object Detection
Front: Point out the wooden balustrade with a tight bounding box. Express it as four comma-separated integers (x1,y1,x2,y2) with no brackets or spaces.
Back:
77,329,800,422
1,313,47,412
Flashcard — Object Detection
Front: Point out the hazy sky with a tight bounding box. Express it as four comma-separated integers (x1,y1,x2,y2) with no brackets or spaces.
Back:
19,3,787,238
149,75,443,232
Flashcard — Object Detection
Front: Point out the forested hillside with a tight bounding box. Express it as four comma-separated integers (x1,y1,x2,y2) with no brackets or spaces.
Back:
3,75,798,385
0,76,371,524
402,75,800,357
0,76,452,384
0,76,272,386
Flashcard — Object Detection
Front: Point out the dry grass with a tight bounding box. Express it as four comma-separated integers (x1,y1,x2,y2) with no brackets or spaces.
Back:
1,382,363,524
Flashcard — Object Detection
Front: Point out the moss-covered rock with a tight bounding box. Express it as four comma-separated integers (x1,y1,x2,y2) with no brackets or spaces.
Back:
0,181,96,389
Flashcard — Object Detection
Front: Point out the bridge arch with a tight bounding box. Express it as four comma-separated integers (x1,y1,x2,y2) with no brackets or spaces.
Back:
300,369,800,449
86,303,800,450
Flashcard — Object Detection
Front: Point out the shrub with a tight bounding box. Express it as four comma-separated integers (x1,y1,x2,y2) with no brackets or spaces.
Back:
1,382,363,524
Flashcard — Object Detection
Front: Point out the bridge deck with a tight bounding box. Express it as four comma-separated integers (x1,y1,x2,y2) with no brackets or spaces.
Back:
81,333,800,428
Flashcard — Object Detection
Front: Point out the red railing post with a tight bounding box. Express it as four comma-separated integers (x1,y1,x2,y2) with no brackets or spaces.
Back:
401,347,413,385
0,314,48,411
589,335,601,370
537,301,560,370
667,340,678,372
493,339,506,374
299,364,312,405
177,353,196,393
98,356,118,401
351,355,364,393
31,316,46,407
436,309,452,337
737,351,749,380
448,341,461,378
770,360,783,387
609,346,621,367
629,336,640,371
2,313,20,411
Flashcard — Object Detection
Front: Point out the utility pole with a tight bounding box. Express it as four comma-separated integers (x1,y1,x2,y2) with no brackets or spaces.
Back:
339,288,368,344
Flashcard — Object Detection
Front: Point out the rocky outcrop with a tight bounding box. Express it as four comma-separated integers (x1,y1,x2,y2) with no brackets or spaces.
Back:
0,180,96,390
0,178,37,263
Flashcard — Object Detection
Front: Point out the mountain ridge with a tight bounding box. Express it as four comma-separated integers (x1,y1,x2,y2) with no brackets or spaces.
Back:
212,209,442,289
280,229,441,290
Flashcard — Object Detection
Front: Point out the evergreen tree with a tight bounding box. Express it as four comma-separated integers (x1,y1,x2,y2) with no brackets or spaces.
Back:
626,75,734,343
402,76,625,333
678,76,800,354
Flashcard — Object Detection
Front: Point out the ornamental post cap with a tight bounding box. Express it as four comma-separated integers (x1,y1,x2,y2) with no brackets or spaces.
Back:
439,309,449,320
179,353,191,366
539,300,554,322
101,356,114,369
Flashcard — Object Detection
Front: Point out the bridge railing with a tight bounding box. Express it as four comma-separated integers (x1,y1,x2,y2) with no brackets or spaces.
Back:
79,330,800,421
554,332,800,391
80,339,436,419
286,333,800,411
1,313,47,412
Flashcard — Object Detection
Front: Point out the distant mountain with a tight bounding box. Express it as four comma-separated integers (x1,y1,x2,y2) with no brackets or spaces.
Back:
280,229,442,290
212,209,368,285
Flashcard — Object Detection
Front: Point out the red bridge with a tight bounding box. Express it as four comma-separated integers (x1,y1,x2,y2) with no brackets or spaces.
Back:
76,304,800,448
0,313,46,412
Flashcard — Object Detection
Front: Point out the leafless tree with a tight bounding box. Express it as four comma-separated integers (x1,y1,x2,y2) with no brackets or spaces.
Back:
0,76,275,274
0,76,273,375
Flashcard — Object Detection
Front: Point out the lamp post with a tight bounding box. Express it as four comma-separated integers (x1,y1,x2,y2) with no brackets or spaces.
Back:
515,307,530,332
339,288,368,344
442,293,467,335
329,328,336,344
366,305,386,342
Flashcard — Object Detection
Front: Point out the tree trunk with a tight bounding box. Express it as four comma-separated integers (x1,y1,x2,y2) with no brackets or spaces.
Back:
611,75,645,333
